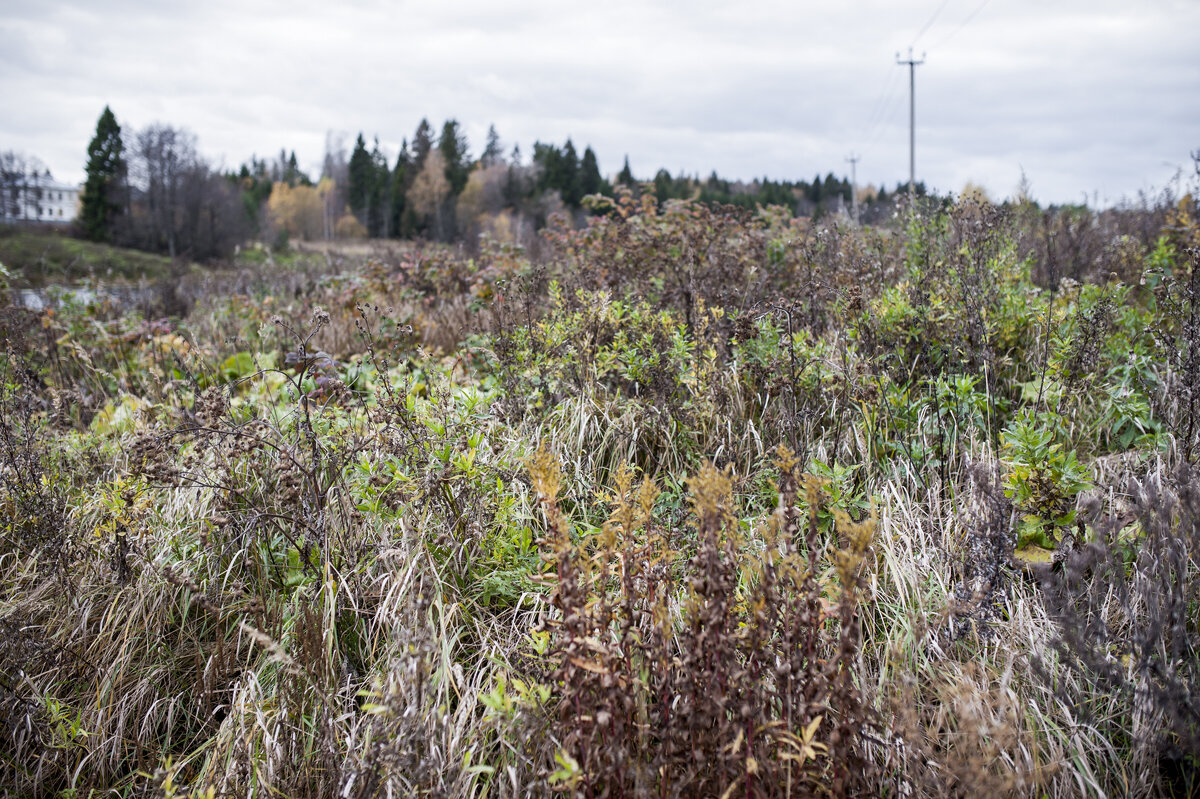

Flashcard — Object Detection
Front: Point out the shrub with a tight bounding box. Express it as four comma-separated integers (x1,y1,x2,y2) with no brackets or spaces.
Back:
526,444,877,796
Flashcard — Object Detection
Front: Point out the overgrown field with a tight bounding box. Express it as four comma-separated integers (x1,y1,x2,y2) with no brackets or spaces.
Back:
2,189,1199,797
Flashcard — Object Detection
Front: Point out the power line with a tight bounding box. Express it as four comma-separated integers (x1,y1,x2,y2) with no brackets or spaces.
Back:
858,63,909,166
856,83,906,196
862,66,902,139
856,0,952,190
929,0,990,49
863,85,905,151
911,0,953,47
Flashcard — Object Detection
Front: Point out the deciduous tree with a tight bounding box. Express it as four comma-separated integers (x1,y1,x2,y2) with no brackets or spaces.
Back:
125,124,248,260
408,149,450,239
1,151,45,221
267,181,324,240
133,124,196,258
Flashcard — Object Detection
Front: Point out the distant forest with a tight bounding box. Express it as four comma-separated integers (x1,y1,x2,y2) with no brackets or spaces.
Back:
23,107,930,261
239,120,922,247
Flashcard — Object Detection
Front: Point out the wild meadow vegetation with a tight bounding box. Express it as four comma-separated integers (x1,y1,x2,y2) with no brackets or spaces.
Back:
2,186,1199,797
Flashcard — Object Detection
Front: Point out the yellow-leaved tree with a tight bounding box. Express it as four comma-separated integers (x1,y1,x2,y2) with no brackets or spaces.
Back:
267,181,324,241
408,150,449,238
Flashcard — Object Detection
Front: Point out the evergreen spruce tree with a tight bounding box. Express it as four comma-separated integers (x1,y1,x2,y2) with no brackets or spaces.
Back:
653,168,673,202
617,156,635,187
560,139,581,206
285,150,310,186
580,145,603,198
347,133,374,230
808,175,823,204
390,140,411,238
504,160,525,208
438,120,470,195
81,106,126,242
533,142,561,194
824,172,841,203
369,138,388,236
412,119,434,174
481,124,504,167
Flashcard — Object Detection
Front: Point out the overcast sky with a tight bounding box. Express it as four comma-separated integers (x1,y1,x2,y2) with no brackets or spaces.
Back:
2,0,1197,204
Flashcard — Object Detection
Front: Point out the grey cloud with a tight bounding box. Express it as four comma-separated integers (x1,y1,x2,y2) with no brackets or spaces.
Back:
1,0,1197,203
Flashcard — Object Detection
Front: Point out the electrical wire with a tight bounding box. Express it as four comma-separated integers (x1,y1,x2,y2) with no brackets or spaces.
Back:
929,0,990,49
863,88,905,150
862,65,902,138
854,0,960,183
910,0,953,47
853,58,907,178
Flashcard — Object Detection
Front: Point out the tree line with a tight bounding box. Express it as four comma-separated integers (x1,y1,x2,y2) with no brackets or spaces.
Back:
252,121,620,247
79,107,251,260
71,106,895,260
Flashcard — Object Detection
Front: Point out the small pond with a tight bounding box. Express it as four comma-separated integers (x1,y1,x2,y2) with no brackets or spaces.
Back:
12,284,169,311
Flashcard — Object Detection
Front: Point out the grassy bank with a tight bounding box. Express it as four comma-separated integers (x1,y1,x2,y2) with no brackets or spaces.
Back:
0,226,176,286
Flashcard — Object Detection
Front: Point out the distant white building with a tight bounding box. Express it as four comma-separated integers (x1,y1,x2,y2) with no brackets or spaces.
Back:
1,171,82,224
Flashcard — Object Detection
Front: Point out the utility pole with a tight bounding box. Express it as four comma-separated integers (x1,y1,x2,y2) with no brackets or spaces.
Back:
845,153,860,223
896,47,925,200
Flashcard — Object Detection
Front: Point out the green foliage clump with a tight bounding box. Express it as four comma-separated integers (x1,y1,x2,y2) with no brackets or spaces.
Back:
1002,410,1091,548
